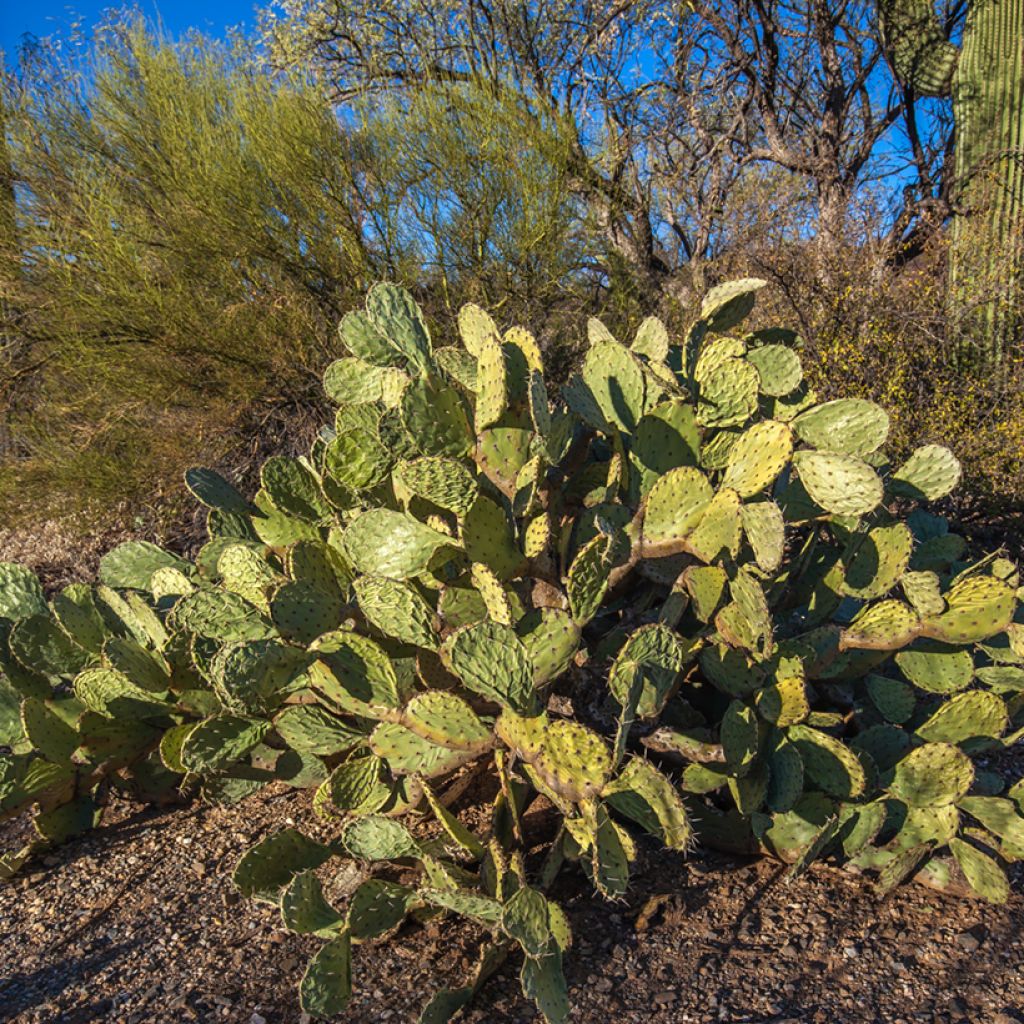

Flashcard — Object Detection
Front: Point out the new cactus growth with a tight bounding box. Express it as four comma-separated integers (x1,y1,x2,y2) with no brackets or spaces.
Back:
2,281,1023,1020
879,0,1024,367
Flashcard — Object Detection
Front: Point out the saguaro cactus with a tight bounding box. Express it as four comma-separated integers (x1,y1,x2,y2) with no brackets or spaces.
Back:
880,0,1024,368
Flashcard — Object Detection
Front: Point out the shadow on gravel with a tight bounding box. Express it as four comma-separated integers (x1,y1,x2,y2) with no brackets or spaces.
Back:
0,943,135,1024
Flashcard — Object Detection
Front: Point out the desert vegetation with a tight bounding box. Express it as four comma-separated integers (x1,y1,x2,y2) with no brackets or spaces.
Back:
1,3,1022,1022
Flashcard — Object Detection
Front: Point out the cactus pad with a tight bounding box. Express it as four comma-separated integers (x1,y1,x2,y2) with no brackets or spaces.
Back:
792,450,883,517
890,742,974,807
442,621,536,713
890,444,962,501
721,420,793,497
792,398,889,455
354,576,436,648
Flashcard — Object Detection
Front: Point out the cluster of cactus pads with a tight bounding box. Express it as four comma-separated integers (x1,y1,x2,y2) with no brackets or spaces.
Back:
3,280,1024,1021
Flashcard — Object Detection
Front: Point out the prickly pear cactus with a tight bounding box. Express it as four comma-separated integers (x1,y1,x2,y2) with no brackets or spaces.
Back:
2,279,1023,1022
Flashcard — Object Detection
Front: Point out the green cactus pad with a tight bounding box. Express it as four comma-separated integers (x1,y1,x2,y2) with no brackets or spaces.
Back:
318,755,389,814
721,420,793,498
461,494,523,581
792,450,883,517
10,614,90,678
566,532,616,626
260,456,331,523
590,804,634,898
959,796,1024,850
632,400,700,494
365,283,432,373
694,429,737,473
841,523,913,600
520,950,570,1024
745,343,803,396
347,879,415,940
268,581,343,646
73,667,167,719
341,509,455,581
457,302,499,358
501,885,554,957
473,328,508,432
400,375,474,458
232,827,332,902
354,576,436,648
401,690,492,751
274,705,365,757
280,870,345,936
697,358,760,428
372,719,473,778
890,444,962,501
642,467,713,545
299,931,352,1018
890,742,974,807
866,674,917,723
180,715,270,773
183,467,253,516
792,398,889,455
915,691,1007,745
720,701,760,775
682,565,728,622
343,815,419,861
739,501,785,572
245,491,318,547
470,563,513,626
699,644,764,698
323,429,391,493
432,346,478,393
310,631,401,712
582,338,646,433
603,757,692,850
442,621,535,713
50,584,107,655
686,487,742,564
500,713,611,803
171,589,272,643
756,664,809,726
920,575,1016,644
632,315,671,361
948,837,1009,904
608,624,690,719
787,724,867,799
901,570,946,617
98,542,190,591
516,609,580,686
324,355,397,405
894,640,973,693
840,600,920,651
394,457,478,518
216,544,281,613
699,278,765,331
338,308,401,366
20,698,78,763
766,742,805,813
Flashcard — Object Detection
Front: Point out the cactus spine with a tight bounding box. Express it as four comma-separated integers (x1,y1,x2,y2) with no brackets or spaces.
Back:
880,0,1024,367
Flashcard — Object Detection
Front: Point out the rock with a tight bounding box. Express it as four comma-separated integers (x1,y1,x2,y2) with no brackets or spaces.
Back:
956,932,980,953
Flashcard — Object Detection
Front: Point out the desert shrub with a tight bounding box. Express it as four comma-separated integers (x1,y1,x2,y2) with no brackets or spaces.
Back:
2,282,1023,1022
0,19,597,535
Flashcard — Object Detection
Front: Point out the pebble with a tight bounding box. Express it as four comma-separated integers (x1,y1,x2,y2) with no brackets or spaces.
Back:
956,932,980,952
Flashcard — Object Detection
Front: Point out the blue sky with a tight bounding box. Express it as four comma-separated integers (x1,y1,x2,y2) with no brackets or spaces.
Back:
0,1,260,59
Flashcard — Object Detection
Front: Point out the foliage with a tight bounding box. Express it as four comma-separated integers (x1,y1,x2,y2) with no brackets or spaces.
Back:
0,18,596,528
3,281,1024,1020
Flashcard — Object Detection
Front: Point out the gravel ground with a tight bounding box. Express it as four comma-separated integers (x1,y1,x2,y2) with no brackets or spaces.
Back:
2,785,1022,1024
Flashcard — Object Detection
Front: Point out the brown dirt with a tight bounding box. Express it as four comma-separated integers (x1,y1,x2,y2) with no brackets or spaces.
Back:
2,785,1022,1024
